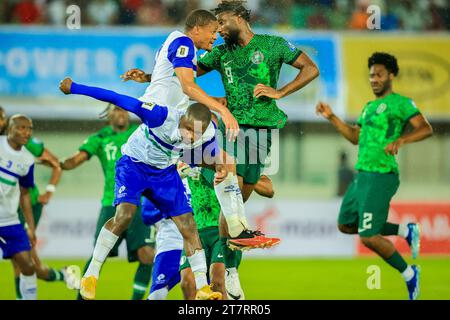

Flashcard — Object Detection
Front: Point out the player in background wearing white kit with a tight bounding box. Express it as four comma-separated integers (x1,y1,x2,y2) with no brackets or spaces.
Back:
0,115,37,300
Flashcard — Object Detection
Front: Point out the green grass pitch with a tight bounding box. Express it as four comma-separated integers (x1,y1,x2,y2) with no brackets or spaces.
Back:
1,257,449,300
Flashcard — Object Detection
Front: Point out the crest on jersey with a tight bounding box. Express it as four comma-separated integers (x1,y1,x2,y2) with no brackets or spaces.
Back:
377,103,387,114
176,45,189,58
251,51,265,65
180,256,186,266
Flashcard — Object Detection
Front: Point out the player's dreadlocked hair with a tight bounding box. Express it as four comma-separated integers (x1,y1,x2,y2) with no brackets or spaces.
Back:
213,1,251,22
99,103,115,119
368,52,399,76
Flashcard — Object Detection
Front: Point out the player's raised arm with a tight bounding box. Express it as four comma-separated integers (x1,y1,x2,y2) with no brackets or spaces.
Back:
59,78,166,128
316,101,360,145
120,68,151,83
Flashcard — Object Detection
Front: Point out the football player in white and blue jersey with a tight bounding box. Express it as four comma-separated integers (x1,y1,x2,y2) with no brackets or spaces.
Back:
120,9,239,140
0,115,37,300
59,77,224,300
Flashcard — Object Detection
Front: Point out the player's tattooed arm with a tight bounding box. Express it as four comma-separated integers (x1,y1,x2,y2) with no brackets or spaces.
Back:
254,52,319,100
385,114,433,155
60,151,89,170
316,101,360,145
120,68,151,83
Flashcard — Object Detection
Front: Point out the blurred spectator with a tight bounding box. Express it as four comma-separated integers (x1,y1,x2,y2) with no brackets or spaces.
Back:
87,0,118,25
256,0,289,27
289,0,315,29
349,0,370,30
428,0,447,30
118,0,144,25
47,0,72,25
136,0,167,26
395,0,428,31
163,0,187,25
11,0,43,24
337,151,354,197
329,0,350,30
0,0,447,30
380,4,399,30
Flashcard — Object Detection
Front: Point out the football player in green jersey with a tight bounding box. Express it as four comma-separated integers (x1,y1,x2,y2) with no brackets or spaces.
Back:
196,0,319,284
60,104,156,300
0,106,73,299
316,52,433,300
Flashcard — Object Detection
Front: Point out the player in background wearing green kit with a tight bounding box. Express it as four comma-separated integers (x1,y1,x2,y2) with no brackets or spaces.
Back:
0,106,75,299
60,104,156,300
179,165,275,300
197,0,319,285
316,52,433,300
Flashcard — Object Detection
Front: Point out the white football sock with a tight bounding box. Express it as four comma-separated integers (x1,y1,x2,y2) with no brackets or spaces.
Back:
187,249,208,290
214,173,245,237
84,227,119,278
402,265,414,282
234,182,250,230
147,287,169,300
398,224,409,238
20,273,37,300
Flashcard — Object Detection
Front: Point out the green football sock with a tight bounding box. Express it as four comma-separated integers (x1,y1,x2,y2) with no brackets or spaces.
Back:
380,223,399,236
132,263,152,300
15,276,22,300
384,250,408,273
46,268,65,282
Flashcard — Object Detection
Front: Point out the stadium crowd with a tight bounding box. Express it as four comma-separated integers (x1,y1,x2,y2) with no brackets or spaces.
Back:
0,0,449,31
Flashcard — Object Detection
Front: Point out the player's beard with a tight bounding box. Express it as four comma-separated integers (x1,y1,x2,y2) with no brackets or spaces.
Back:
224,28,240,47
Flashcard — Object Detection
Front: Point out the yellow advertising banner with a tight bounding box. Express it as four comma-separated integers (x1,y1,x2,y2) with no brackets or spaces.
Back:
342,35,450,119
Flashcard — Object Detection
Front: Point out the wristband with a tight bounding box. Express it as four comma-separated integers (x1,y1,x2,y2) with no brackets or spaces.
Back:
46,184,56,193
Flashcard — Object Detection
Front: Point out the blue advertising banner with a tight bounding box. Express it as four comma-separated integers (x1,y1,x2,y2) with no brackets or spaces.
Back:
0,27,341,120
